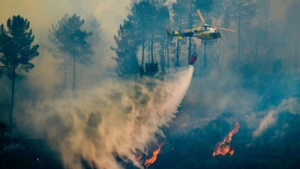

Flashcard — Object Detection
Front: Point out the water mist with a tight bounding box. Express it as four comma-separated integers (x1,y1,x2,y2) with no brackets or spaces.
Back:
30,66,194,169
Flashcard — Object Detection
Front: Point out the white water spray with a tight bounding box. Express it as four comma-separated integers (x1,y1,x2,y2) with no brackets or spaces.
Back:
31,66,194,169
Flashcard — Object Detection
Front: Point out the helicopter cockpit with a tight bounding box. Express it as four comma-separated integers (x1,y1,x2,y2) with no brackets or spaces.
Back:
203,24,209,30
194,27,201,33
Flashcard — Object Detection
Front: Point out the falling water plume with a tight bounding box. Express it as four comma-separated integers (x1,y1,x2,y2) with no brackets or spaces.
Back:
30,66,194,169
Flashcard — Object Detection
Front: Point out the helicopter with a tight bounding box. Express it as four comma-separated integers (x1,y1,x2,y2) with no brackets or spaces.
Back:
165,9,236,43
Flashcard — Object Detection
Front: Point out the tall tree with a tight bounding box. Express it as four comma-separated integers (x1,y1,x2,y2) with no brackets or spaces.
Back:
0,15,39,125
49,14,94,93
285,0,300,73
223,0,256,62
172,0,213,67
128,1,156,67
111,19,140,77
113,0,170,76
172,0,189,68
156,5,170,71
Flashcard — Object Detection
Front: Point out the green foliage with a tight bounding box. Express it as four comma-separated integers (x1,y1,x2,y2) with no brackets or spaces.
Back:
0,15,39,125
172,0,213,29
49,13,94,65
129,1,156,36
112,19,140,76
112,0,170,77
223,0,257,27
49,13,94,92
0,15,39,79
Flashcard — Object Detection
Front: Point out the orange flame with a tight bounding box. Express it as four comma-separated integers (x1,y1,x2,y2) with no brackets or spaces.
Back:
212,122,240,157
144,143,164,167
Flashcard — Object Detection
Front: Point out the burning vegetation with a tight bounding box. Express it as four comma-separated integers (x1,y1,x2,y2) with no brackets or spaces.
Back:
212,122,240,157
144,143,164,167
135,143,164,168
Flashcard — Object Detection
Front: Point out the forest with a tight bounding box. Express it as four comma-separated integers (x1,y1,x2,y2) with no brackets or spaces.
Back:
0,0,300,168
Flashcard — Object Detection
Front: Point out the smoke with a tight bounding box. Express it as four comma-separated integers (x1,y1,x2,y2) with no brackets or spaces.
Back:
252,110,276,137
253,98,299,137
1,0,300,167
0,0,136,100
29,66,193,169
169,66,260,133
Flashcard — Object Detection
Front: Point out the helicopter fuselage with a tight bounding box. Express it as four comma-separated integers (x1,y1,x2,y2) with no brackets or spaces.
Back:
182,27,222,40
165,9,234,42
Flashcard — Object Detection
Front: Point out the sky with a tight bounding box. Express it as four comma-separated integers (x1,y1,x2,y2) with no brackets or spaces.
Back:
0,0,130,44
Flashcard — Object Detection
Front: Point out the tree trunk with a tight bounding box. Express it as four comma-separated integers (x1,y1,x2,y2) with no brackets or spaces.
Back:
203,44,207,69
148,40,150,63
238,2,241,62
151,34,154,63
295,40,298,73
188,0,193,65
161,34,165,71
188,37,192,65
72,55,76,94
167,40,169,69
142,30,145,67
64,54,67,90
254,15,262,65
10,67,15,126
176,38,180,68
176,15,182,69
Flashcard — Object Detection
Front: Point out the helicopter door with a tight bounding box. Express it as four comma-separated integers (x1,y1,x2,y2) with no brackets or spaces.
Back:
212,33,219,38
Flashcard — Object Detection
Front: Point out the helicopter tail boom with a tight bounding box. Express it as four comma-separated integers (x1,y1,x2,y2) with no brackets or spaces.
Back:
165,28,182,40
165,28,171,36
174,31,183,40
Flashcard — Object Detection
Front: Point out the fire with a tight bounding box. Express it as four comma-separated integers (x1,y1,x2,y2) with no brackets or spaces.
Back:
144,143,164,167
212,122,240,157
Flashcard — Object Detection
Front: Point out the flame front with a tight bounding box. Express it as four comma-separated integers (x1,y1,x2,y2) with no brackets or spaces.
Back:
212,122,240,157
144,143,164,167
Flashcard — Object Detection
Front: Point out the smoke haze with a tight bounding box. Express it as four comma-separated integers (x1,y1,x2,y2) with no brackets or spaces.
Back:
253,98,300,137
0,0,131,94
29,66,193,169
1,0,300,168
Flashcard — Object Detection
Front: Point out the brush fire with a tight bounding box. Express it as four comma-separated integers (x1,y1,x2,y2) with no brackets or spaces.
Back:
212,122,240,157
144,143,164,168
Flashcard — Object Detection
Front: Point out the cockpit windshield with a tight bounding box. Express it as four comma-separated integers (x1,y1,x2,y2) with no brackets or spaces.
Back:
203,24,209,30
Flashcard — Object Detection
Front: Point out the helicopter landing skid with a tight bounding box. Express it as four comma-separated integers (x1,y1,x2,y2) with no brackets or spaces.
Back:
201,40,217,45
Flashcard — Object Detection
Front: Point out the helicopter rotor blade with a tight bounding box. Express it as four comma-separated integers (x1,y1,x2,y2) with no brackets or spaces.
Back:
215,27,236,32
197,10,206,24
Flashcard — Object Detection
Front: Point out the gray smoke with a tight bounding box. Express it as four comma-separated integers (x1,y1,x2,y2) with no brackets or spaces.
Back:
30,66,193,169
253,98,300,137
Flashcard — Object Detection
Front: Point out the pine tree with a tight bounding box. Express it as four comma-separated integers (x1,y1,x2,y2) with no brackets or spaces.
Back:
49,14,94,93
223,0,256,62
286,0,300,73
0,15,39,125
172,0,213,67
111,19,140,77
112,1,170,76
129,1,156,67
